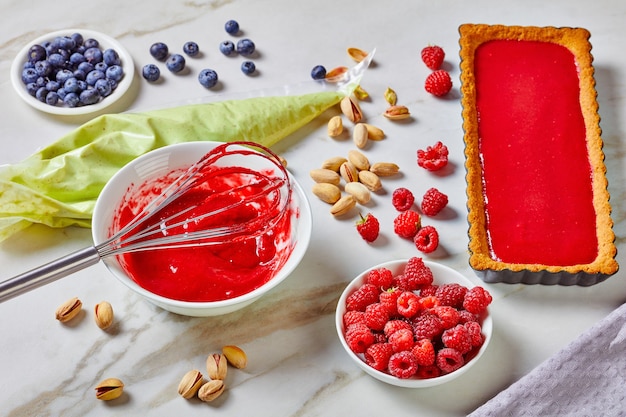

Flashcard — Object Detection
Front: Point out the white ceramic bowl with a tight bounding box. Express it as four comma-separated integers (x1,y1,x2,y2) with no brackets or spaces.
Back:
11,29,135,116
92,141,312,316
336,259,493,388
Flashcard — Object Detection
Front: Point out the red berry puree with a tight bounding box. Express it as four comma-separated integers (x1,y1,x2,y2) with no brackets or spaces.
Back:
112,163,294,302
474,40,598,265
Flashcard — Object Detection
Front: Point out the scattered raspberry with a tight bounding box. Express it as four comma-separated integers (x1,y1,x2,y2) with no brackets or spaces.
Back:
403,257,434,289
421,187,448,216
364,343,394,372
364,303,390,331
346,283,380,312
367,267,394,290
424,69,452,96
412,312,444,341
419,295,440,309
396,291,421,318
463,286,493,315
343,310,366,327
421,45,445,70
417,141,449,171
356,212,380,243
436,347,464,374
432,305,460,329
393,210,422,239
416,364,441,379
414,225,439,253
436,283,468,309
442,324,473,354
411,338,436,366
388,328,415,353
420,284,439,297
379,289,400,316
388,351,418,379
392,187,415,211
465,321,484,347
383,319,413,337
345,323,375,354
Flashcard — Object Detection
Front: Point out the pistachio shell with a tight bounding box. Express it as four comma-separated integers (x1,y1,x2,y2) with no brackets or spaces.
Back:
347,47,368,63
94,301,114,330
384,87,398,106
310,168,341,185
345,182,371,205
363,124,385,141
340,96,363,124
347,149,370,171
339,162,358,183
370,162,400,177
327,115,343,138
206,353,228,380
222,345,248,369
55,297,82,323
358,170,382,192
95,378,124,401
383,105,411,120
330,195,356,216
352,123,369,149
321,156,347,172
353,85,369,100
312,183,342,204
325,66,349,82
198,379,225,402
178,370,204,399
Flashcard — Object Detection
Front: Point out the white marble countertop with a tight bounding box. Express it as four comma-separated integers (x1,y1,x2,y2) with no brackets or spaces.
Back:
1,1,625,416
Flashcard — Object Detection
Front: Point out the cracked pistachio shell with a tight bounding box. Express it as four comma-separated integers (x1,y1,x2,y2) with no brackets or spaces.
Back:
94,301,114,330
198,379,225,402
95,378,124,401
178,370,204,399
206,353,228,380
340,96,363,124
384,87,398,106
55,297,82,323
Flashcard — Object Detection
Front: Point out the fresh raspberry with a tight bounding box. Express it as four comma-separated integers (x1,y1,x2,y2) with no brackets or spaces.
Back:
458,310,479,324
346,283,379,312
417,141,449,171
383,319,413,337
396,291,421,318
388,328,415,353
344,323,375,354
416,364,441,379
411,338,436,366
465,321,484,347
421,45,445,70
388,351,418,379
367,267,394,290
414,225,439,253
393,210,422,239
436,347,464,374
392,187,415,211
364,303,390,331
412,312,444,341
356,212,380,243
421,187,448,216
364,343,394,372
463,286,493,315
374,332,387,344
343,310,366,327
424,69,452,96
419,295,440,310
431,305,460,329
435,283,468,309
420,284,439,297
403,257,434,289
441,324,473,354
391,274,410,292
379,289,400,316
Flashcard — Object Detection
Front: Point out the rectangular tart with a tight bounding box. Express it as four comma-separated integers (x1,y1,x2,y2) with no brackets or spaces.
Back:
459,24,618,285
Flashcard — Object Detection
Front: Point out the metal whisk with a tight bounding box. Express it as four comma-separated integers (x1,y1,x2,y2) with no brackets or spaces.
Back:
0,141,291,303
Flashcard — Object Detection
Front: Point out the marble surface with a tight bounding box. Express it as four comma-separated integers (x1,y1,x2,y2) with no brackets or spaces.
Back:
1,0,625,416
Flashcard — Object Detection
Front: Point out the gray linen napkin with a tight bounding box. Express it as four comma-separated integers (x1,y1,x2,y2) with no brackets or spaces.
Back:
469,302,626,417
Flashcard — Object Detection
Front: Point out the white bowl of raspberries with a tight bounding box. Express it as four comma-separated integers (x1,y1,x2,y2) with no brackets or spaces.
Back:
336,258,493,388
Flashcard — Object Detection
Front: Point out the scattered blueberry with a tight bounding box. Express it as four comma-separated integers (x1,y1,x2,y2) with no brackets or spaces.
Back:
142,64,161,82
198,68,218,88
236,38,255,56
241,61,256,75
224,20,240,35
310,65,327,80
166,54,186,73
219,40,236,56
183,41,199,57
150,42,169,61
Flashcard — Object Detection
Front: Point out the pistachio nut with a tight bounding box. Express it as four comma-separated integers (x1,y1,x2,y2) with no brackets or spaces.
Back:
384,87,398,106
321,156,347,172
330,195,356,216
344,182,371,205
347,47,368,63
347,149,370,171
340,96,363,124
363,123,385,141
327,115,343,138
339,162,358,183
198,379,225,402
94,301,114,330
95,378,124,401
206,353,228,380
370,162,400,177
383,105,411,120
178,370,204,399
309,168,341,186
55,297,82,323
325,66,348,82
222,345,248,369
358,170,382,192
352,123,369,149
353,85,369,101
312,183,342,204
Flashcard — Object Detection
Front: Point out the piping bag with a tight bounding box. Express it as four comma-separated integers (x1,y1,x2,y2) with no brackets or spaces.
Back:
0,51,374,243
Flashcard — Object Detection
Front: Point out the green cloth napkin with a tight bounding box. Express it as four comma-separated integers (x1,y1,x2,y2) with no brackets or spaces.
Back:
0,91,343,242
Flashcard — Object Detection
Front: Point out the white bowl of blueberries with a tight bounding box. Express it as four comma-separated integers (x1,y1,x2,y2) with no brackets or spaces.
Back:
11,29,135,116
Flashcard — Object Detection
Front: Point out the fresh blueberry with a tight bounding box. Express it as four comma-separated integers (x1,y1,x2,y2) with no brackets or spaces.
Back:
95,62,108,72
150,42,169,61
84,47,103,64
73,69,86,81
219,40,235,56
166,54,186,73
63,77,81,94
241,61,256,75
26,82,38,96
48,53,65,68
70,33,84,47
34,60,53,77
198,68,218,88
183,41,199,57
310,65,326,80
35,87,49,102
57,49,70,61
27,45,47,63
103,48,120,66
57,87,67,101
64,92,80,107
70,52,87,66
55,69,74,84
45,91,59,106
46,80,61,92
95,78,112,97
224,20,240,35
77,80,88,91
236,38,255,56
77,61,94,74
142,64,160,82
79,88,100,105
56,36,75,52
36,76,46,87
105,65,124,82
21,67,39,84
86,69,106,86
83,38,99,49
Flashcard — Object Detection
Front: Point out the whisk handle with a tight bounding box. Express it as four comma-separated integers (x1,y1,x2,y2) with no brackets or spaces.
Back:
0,246,101,303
